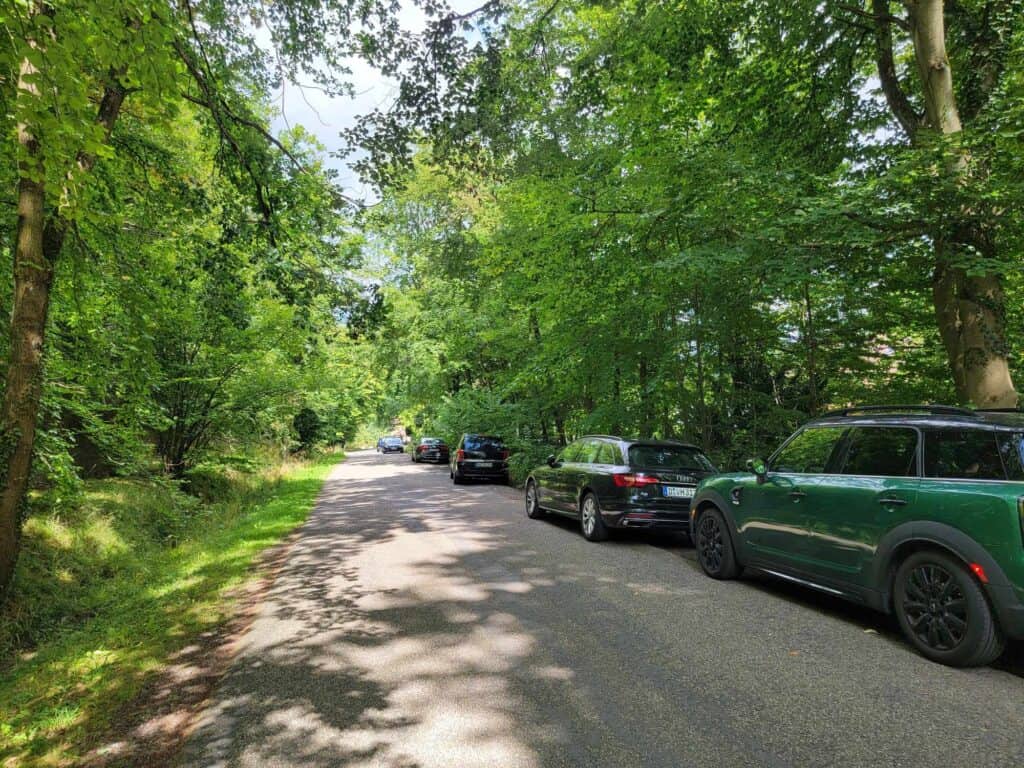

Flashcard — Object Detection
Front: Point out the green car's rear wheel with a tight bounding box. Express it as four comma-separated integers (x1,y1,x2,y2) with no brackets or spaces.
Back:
894,550,1004,667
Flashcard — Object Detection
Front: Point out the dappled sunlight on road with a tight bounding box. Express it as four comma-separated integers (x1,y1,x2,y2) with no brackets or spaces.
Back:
182,451,568,768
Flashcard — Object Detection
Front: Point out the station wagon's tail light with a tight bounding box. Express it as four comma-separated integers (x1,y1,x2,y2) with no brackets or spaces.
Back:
417,445,426,452
612,473,660,488
456,449,465,462
500,450,510,460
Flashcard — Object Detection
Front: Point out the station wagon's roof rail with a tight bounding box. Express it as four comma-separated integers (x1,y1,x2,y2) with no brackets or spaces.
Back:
819,404,977,418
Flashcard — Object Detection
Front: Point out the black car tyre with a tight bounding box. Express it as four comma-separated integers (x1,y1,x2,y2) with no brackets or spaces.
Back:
580,492,609,542
695,506,739,579
453,467,465,484
894,550,1004,667
525,481,545,519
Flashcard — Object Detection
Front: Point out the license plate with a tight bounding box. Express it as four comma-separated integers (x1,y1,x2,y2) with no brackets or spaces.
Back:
663,486,695,499
477,462,493,468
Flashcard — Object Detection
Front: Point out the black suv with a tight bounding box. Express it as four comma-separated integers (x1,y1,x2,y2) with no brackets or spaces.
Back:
692,405,1024,667
525,436,718,542
451,434,510,484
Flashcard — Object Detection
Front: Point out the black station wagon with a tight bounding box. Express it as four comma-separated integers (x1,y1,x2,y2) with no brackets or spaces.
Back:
691,405,1024,667
525,436,718,541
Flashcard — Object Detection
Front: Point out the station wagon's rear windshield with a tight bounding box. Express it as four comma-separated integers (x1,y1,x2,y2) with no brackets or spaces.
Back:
384,437,402,444
421,438,444,445
628,445,715,472
464,435,504,452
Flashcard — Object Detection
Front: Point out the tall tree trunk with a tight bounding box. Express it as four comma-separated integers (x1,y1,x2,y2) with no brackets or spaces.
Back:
0,43,51,599
0,40,127,597
905,0,1017,407
0,180,55,600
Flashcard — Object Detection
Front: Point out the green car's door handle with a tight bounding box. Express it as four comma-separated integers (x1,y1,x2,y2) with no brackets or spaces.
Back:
788,490,806,499
878,497,907,506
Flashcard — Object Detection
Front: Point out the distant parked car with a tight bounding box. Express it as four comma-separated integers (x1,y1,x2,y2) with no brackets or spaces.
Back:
451,434,510,484
691,404,1024,667
412,437,450,464
524,436,718,542
376,436,404,454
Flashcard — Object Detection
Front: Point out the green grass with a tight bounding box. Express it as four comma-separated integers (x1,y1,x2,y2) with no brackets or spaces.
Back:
0,451,341,767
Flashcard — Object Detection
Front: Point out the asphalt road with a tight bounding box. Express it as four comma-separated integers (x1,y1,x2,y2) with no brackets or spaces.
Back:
181,449,1024,768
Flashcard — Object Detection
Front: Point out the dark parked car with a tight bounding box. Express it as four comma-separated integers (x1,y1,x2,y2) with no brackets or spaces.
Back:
376,436,404,454
524,436,718,542
450,434,510,484
691,405,1024,667
412,437,450,464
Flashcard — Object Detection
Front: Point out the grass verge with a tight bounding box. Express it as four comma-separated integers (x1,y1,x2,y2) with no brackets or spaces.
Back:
0,451,341,767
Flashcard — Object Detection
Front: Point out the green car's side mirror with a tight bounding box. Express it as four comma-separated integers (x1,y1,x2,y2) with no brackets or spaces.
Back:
747,458,768,483
547,454,558,467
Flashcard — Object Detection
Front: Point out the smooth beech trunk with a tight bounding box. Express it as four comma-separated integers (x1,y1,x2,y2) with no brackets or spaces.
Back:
905,0,1017,407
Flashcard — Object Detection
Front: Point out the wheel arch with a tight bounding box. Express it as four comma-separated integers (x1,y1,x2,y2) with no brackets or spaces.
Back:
874,521,1013,613
577,485,597,510
692,489,739,535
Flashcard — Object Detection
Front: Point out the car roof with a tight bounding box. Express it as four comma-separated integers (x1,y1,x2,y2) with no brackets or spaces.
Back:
580,434,704,451
806,406,1024,431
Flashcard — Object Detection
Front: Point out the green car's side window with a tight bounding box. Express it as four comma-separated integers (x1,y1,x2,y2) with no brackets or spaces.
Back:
838,427,919,477
924,429,1006,480
771,427,847,474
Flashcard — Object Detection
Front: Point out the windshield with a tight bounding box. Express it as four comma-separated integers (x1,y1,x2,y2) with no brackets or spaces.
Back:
383,437,402,445
628,445,716,472
421,438,444,446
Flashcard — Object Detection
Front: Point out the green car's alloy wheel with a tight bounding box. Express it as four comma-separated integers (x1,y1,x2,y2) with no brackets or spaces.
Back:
525,481,544,519
580,493,608,542
696,507,739,579
894,550,1004,667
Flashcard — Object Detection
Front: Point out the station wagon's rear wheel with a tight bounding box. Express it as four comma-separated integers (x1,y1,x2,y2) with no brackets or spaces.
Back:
894,551,1003,667
525,481,545,519
695,507,739,579
580,493,609,542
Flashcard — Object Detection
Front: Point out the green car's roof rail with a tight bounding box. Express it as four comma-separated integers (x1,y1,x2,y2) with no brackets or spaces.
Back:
819,404,977,418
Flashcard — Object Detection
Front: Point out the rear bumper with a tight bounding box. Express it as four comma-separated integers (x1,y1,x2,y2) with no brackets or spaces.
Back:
603,504,691,532
418,453,449,462
455,461,509,478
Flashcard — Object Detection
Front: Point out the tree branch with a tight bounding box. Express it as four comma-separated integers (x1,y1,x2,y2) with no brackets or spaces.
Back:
869,0,920,140
838,2,909,32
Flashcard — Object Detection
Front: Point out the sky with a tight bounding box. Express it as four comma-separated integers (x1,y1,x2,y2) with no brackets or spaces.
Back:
267,0,483,205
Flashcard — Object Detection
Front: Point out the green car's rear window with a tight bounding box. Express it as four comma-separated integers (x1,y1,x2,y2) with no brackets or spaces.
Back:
924,429,1006,480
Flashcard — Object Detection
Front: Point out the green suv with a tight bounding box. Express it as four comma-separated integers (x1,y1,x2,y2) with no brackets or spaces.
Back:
691,405,1024,667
